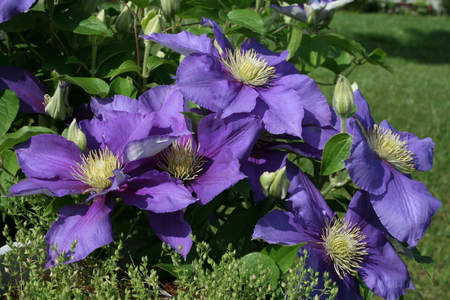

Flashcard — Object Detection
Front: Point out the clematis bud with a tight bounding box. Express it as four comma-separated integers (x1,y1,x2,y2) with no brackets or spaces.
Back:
332,75,356,119
307,7,317,28
115,2,132,34
160,0,180,17
142,10,161,36
260,166,290,200
88,9,106,46
67,119,87,153
44,81,70,120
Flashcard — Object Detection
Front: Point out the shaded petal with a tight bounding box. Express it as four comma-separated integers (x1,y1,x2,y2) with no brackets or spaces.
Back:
14,134,82,180
0,0,36,24
253,209,315,245
191,147,245,205
256,87,303,137
90,95,139,115
8,178,87,197
370,167,441,247
117,170,197,213
45,194,115,268
145,31,218,55
353,88,375,130
210,81,258,117
0,66,47,114
345,122,391,195
148,210,193,259
201,18,233,51
241,39,288,65
270,4,308,23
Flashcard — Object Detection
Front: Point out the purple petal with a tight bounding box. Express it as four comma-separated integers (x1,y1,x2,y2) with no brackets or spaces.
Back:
253,209,315,245
255,87,303,137
8,178,87,197
345,123,391,195
14,134,82,180
241,39,289,65
45,194,115,268
90,95,139,115
353,88,375,130
270,4,308,23
0,0,36,23
116,170,197,213
144,31,218,56
210,81,259,117
191,148,246,205
201,18,233,52
148,210,193,259
0,66,47,114
370,167,441,247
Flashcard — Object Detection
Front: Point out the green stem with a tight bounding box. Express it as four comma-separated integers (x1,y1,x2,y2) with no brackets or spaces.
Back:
18,33,45,61
340,117,347,133
255,0,263,13
90,44,98,76
0,183,6,196
141,41,152,90
0,164,18,182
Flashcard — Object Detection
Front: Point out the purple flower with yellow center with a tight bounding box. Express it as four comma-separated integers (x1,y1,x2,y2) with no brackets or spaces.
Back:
144,18,331,138
8,111,196,266
0,0,35,23
253,164,413,299
344,87,441,247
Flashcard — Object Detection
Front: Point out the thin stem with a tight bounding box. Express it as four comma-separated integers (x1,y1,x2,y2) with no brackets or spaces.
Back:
90,44,98,76
0,165,18,182
141,41,152,90
18,33,45,61
340,117,347,133
255,0,263,13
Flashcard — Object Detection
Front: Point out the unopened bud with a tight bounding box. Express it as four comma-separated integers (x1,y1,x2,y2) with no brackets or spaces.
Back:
115,2,133,33
260,166,290,200
67,119,87,152
332,75,356,119
307,7,317,28
89,9,106,46
44,81,70,120
160,0,180,17
142,10,161,36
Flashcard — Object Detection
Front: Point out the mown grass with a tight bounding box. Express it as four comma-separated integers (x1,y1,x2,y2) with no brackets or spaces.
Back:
311,11,450,299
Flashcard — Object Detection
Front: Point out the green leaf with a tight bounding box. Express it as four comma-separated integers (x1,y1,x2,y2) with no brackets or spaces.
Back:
0,11,49,33
287,25,303,60
0,150,19,184
44,196,76,216
53,6,113,37
231,179,250,201
231,0,253,9
227,9,264,36
51,75,109,97
146,56,166,72
298,35,329,73
0,90,20,137
0,127,56,154
109,77,138,98
320,133,353,176
261,243,305,274
241,252,280,289
105,60,142,79
187,0,233,10
130,0,151,8
180,7,220,21
180,111,205,125
153,262,194,278
65,55,89,70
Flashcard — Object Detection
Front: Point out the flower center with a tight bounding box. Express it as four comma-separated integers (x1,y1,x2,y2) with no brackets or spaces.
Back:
366,124,415,173
220,48,276,87
158,139,206,181
71,147,122,193
321,219,368,280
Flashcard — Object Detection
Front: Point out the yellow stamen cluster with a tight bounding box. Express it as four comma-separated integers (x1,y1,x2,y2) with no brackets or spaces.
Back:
158,139,206,181
321,219,368,280
71,147,122,193
366,124,415,173
220,48,276,87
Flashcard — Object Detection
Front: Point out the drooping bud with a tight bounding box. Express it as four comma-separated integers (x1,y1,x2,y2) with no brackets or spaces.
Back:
332,75,356,120
160,0,180,18
89,9,107,46
67,119,87,153
260,166,290,200
115,2,133,34
142,10,161,36
43,81,70,120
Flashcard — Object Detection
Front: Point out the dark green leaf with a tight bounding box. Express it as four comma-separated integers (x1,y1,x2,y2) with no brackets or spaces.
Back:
153,262,194,277
180,112,205,125
320,133,353,176
105,60,142,79
0,90,19,137
53,6,113,37
241,252,280,289
130,0,151,8
261,243,305,274
0,127,56,154
0,150,19,183
180,7,220,21
227,9,264,36
146,56,166,72
51,75,109,97
298,35,329,73
231,0,253,9
44,196,77,216
187,0,232,10
0,11,49,33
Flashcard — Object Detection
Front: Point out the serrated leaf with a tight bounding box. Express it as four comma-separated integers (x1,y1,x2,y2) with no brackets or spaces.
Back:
53,6,113,37
105,60,142,79
0,127,56,154
241,252,280,289
261,243,305,274
320,133,353,176
0,90,19,136
50,75,109,97
227,9,264,36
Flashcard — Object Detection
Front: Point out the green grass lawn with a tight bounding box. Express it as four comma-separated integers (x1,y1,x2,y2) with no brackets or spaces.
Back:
310,11,450,299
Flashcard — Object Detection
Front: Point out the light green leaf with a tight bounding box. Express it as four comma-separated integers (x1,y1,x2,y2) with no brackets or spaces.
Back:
105,60,142,79
51,75,109,97
146,56,166,72
153,263,194,278
287,25,303,60
0,90,20,137
227,9,264,36
320,133,353,176
298,35,329,73
0,150,19,183
0,127,56,154
130,0,151,8
53,6,113,37
261,243,305,275
241,252,280,289
109,77,138,98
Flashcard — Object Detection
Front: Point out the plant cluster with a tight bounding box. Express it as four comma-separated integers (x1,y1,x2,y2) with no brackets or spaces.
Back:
0,0,441,299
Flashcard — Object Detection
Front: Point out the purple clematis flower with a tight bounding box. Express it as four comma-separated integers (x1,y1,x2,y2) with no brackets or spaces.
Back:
271,0,353,27
0,0,36,23
344,87,441,247
144,18,331,138
8,110,196,266
253,164,413,299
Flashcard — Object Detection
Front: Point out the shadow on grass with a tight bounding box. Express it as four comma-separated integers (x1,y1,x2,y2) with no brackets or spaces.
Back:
351,28,450,64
